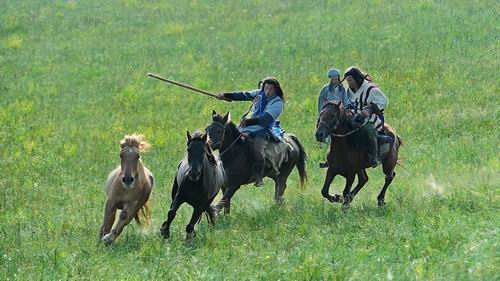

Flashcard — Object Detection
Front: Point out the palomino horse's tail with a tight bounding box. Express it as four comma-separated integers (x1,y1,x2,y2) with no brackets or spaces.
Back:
288,134,308,189
134,201,152,225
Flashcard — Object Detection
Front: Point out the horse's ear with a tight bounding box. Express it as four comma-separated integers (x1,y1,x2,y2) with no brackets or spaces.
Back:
223,112,230,123
333,101,341,107
212,110,217,116
186,131,192,143
201,133,208,143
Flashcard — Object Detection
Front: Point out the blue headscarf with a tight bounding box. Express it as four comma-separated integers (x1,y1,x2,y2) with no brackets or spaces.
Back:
327,68,340,78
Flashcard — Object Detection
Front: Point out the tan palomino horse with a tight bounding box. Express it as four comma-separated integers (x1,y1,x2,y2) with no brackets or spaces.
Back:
99,135,154,245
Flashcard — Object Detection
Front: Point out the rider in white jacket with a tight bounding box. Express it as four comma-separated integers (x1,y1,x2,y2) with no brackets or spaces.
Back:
344,66,389,167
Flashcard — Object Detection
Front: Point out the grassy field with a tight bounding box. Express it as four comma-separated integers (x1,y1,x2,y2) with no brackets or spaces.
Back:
1,0,499,279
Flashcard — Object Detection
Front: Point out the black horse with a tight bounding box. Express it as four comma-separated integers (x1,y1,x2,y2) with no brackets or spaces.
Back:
160,131,225,241
315,102,402,206
205,110,307,214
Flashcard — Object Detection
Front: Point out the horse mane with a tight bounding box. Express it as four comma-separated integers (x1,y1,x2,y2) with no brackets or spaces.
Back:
190,131,218,165
120,134,150,152
224,121,242,141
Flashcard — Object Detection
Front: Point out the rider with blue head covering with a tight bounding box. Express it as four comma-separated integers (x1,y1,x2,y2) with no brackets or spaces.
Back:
217,77,285,187
318,68,351,114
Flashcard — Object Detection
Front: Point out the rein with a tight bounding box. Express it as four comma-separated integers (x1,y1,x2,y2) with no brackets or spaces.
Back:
218,132,244,157
319,106,369,138
330,119,368,137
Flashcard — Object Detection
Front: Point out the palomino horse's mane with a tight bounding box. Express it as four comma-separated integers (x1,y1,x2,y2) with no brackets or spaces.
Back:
189,131,218,165
120,134,150,152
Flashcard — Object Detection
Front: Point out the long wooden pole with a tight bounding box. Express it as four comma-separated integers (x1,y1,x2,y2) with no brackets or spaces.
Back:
146,73,218,99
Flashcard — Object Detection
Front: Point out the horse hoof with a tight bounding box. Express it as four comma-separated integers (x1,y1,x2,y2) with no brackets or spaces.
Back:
185,231,196,244
275,197,285,205
101,234,113,245
333,194,343,203
160,229,170,239
377,200,386,207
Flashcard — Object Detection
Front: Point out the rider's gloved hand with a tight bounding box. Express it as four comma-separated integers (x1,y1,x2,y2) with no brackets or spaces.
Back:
217,93,233,102
354,114,365,123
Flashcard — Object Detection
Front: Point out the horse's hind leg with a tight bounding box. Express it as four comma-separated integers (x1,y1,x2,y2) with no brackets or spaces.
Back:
215,185,241,215
160,196,183,239
186,207,204,243
273,175,288,204
378,148,398,206
348,170,369,204
377,171,395,206
321,167,342,203
99,199,117,239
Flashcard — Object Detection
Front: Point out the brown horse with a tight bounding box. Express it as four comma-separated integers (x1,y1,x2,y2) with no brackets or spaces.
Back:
99,134,154,245
206,111,307,214
315,102,402,206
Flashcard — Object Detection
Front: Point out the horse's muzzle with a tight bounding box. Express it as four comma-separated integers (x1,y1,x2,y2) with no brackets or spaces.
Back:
315,130,326,143
122,176,135,187
188,169,201,181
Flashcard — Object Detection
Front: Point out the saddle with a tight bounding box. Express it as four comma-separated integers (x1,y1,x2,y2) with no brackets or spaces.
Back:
377,129,394,159
263,135,293,176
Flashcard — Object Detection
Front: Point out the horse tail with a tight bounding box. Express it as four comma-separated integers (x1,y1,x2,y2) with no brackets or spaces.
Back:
288,134,308,189
135,201,152,226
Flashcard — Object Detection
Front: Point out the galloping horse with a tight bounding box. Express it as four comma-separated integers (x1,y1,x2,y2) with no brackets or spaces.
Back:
99,135,154,245
315,102,402,206
205,111,307,214
160,131,225,242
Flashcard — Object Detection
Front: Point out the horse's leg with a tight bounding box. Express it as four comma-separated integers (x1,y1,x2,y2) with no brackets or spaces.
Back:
348,169,369,203
101,204,137,245
273,176,287,204
215,185,241,215
377,143,398,206
160,196,183,239
342,173,356,207
99,199,117,239
185,207,204,243
378,171,395,206
321,167,342,203
206,194,218,225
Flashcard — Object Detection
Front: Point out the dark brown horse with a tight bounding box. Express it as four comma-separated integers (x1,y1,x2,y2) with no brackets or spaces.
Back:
99,135,154,245
315,102,402,206
160,131,225,242
205,111,307,214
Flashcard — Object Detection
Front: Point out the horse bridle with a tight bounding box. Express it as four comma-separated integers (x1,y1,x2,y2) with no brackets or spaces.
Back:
318,108,369,138
205,121,243,157
205,122,225,148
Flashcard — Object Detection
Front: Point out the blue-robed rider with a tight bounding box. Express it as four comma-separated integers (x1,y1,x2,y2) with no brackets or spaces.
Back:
318,68,351,114
217,77,285,187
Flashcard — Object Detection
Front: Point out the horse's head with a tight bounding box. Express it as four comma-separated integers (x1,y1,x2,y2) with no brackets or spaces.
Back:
315,101,343,143
186,131,209,181
119,135,149,188
205,110,230,150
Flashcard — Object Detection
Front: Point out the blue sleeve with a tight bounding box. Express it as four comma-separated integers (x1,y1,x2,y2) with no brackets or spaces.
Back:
318,86,327,113
258,112,275,127
338,85,352,108
229,89,260,101
265,98,284,120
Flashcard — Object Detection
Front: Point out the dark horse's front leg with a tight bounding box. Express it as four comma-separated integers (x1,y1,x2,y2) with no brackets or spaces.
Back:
345,169,368,206
321,167,342,203
160,196,183,239
214,185,241,215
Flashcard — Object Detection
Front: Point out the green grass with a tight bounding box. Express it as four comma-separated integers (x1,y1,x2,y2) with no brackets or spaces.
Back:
1,0,499,280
